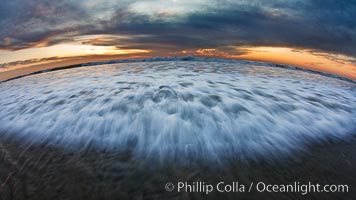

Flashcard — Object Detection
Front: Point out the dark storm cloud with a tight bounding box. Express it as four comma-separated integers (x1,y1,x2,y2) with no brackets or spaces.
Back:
0,0,96,50
0,0,355,56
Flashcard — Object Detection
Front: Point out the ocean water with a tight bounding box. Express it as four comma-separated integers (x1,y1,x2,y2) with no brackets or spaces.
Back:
0,61,355,164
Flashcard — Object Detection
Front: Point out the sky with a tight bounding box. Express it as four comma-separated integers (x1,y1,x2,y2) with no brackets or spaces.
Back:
0,0,355,80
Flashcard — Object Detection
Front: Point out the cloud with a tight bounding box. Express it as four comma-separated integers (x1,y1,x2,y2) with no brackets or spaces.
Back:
0,0,355,57
0,57,58,68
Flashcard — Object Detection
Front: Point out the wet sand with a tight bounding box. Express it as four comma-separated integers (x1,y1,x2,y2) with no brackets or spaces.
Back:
0,135,355,200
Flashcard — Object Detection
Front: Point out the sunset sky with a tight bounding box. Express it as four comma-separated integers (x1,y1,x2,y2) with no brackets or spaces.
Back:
0,0,355,80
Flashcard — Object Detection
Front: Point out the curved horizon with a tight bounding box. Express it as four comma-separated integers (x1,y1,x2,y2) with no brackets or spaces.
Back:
0,53,355,83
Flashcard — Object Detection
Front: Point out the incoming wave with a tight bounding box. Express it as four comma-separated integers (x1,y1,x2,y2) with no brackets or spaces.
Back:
0,61,355,164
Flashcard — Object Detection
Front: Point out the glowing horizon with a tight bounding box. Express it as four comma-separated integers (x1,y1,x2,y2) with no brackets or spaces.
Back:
1,44,355,80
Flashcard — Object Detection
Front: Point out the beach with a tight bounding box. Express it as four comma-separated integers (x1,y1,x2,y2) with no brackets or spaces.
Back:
1,134,355,200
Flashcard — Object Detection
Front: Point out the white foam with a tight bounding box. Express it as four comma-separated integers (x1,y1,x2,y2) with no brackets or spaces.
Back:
0,61,355,164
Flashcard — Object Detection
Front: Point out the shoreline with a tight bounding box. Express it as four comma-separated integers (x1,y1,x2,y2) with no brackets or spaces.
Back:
1,57,355,84
1,134,355,199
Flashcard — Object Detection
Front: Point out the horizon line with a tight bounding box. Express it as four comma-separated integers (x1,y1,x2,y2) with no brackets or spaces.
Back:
1,56,354,84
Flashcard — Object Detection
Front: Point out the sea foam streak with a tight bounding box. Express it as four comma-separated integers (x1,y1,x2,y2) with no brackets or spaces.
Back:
0,61,355,164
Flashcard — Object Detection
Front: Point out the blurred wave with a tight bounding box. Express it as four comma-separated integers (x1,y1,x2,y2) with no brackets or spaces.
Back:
0,61,355,164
